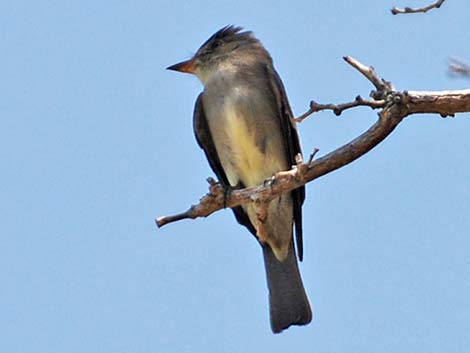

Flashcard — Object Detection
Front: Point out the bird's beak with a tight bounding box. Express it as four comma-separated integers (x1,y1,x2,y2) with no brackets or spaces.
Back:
166,59,196,74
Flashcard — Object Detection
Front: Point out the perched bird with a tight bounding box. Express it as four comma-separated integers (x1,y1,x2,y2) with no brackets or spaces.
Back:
167,25,312,333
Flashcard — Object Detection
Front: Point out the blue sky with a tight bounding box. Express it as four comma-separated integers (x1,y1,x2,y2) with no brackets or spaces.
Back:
2,1,470,352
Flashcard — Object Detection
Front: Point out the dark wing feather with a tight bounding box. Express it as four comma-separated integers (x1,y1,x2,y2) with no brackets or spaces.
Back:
193,93,257,235
265,66,306,261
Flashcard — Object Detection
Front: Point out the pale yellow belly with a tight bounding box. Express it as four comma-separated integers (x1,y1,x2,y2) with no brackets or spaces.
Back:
217,106,286,188
209,104,293,260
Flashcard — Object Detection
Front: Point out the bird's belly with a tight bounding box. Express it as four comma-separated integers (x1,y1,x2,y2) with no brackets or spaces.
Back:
213,105,286,188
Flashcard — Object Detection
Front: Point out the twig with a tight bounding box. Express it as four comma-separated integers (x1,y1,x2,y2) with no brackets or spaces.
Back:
307,148,320,164
156,181,225,228
343,56,394,97
391,0,445,15
295,96,385,123
449,58,470,78
294,56,392,123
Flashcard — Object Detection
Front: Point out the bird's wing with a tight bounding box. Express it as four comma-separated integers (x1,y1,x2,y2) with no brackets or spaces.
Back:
193,93,228,185
193,93,257,235
265,66,306,261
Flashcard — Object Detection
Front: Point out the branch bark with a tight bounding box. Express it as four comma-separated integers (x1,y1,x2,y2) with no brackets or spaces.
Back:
156,56,470,229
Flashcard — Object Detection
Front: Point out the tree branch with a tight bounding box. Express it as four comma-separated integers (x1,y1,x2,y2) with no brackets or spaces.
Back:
294,96,386,123
294,56,392,123
405,89,470,116
391,0,446,15
343,56,394,95
449,58,470,78
156,56,470,229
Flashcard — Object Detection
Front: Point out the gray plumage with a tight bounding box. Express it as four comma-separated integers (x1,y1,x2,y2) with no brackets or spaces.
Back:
168,25,312,333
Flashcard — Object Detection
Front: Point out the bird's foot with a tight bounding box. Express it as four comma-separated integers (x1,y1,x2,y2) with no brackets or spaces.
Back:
222,184,236,209
263,175,276,189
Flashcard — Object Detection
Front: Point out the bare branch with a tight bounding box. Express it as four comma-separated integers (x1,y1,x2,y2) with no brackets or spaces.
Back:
294,56,392,123
295,96,385,123
156,57,470,229
391,0,446,15
343,56,393,94
156,180,225,227
449,58,470,78
405,89,470,117
307,148,320,164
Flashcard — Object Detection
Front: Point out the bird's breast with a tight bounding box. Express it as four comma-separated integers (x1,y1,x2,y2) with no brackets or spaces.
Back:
206,92,287,188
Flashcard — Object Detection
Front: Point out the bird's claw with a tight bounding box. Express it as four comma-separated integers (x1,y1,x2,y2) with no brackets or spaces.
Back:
263,175,276,189
222,184,235,208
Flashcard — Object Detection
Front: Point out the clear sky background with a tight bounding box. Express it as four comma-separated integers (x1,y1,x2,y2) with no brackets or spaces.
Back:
2,1,470,352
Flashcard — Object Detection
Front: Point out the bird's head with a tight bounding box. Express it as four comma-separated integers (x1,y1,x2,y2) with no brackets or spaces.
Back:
167,25,266,83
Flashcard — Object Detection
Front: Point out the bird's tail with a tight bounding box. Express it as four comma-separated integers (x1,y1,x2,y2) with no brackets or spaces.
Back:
262,239,312,333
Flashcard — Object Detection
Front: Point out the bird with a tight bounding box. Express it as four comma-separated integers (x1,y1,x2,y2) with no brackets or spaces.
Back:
167,25,312,333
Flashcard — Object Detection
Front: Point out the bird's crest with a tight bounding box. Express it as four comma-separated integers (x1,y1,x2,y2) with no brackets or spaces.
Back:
199,25,255,49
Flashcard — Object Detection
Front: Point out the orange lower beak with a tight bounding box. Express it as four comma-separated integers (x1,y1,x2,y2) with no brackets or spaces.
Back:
166,59,196,74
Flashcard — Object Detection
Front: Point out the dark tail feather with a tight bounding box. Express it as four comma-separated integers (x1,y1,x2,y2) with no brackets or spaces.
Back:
262,240,312,333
